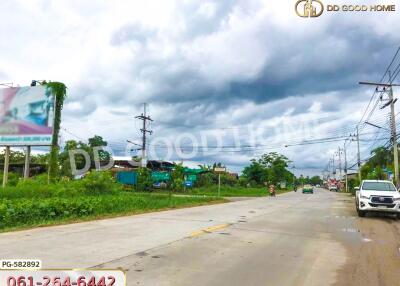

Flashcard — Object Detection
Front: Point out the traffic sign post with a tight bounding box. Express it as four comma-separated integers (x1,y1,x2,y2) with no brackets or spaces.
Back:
214,167,226,197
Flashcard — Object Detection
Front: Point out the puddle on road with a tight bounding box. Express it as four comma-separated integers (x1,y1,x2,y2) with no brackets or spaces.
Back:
219,232,231,235
341,228,359,233
324,215,356,220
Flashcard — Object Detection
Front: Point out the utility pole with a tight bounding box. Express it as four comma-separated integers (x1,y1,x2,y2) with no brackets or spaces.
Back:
356,125,361,183
338,147,342,180
135,103,153,167
24,146,31,179
359,79,400,185
349,126,362,182
389,71,399,185
332,155,335,179
344,142,348,192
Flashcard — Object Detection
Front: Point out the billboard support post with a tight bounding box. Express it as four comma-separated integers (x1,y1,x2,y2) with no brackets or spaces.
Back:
24,146,31,180
2,146,10,187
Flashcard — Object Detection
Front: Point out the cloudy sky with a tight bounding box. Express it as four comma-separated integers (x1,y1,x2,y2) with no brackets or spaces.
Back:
1,0,400,176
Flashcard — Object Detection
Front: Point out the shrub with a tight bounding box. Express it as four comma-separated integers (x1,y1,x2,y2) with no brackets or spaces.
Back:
0,193,220,230
196,173,215,187
171,164,185,192
0,171,121,199
73,171,123,195
0,171,22,187
136,168,152,191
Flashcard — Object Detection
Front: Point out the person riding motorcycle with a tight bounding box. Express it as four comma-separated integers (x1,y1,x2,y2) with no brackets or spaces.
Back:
269,184,276,197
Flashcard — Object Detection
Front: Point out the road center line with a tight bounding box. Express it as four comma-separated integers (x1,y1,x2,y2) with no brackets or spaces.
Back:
189,224,230,238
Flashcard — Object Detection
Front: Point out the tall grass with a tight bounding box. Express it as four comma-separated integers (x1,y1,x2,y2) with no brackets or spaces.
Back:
0,193,222,230
0,172,224,231
188,185,289,197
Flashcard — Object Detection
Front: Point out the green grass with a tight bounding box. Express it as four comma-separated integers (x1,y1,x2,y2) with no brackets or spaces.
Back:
0,192,225,233
184,185,292,197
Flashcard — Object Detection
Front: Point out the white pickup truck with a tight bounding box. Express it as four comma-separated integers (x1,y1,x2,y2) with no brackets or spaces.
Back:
355,180,400,218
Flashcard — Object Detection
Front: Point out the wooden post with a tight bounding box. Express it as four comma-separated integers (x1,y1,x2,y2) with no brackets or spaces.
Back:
24,146,31,179
218,173,221,197
3,146,10,187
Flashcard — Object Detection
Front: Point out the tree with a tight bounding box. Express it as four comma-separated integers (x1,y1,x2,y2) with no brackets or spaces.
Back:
242,160,266,185
59,140,90,178
0,149,25,163
58,135,111,178
171,163,185,192
47,82,67,182
258,152,292,185
136,167,152,191
309,175,323,186
369,147,391,167
88,135,111,163
197,172,215,187
241,152,294,186
198,164,212,171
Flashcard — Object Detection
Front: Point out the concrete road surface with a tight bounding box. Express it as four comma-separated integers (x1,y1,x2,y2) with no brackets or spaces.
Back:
1,188,400,285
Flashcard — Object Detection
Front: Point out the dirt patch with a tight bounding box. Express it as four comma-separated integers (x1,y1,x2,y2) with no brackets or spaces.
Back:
335,216,400,286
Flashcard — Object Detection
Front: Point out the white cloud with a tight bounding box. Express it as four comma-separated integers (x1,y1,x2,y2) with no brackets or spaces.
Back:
0,0,398,175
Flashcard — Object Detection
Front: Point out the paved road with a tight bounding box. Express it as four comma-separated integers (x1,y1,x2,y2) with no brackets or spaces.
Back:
1,189,400,285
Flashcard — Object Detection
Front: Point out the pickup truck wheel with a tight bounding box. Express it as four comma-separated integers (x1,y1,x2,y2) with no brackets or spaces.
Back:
357,210,366,217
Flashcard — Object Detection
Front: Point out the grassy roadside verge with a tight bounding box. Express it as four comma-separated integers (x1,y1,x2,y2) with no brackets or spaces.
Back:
0,192,226,233
184,186,293,197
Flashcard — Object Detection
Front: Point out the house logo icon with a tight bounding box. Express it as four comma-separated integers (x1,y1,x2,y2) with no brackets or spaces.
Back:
295,0,324,17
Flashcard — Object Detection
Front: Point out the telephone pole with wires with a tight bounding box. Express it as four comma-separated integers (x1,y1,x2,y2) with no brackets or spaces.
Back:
359,77,400,185
343,141,348,192
135,103,153,167
337,147,342,180
350,126,362,182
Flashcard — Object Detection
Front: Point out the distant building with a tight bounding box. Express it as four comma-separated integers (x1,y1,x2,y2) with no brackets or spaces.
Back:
345,172,358,180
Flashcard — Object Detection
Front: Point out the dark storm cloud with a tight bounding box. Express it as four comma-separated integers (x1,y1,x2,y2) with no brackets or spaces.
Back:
57,0,400,174
104,17,398,120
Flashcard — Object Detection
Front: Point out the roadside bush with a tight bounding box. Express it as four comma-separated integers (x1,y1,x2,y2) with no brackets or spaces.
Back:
220,173,238,186
0,171,121,199
171,164,185,192
136,167,152,192
189,185,271,197
196,173,215,187
73,171,123,195
0,171,22,187
0,193,220,230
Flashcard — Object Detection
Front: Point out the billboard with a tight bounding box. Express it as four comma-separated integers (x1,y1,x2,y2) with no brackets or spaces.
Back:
0,86,55,146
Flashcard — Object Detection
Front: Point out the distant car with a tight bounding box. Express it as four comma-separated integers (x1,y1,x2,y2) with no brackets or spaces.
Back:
355,180,400,219
329,185,338,192
302,184,314,194
316,184,320,188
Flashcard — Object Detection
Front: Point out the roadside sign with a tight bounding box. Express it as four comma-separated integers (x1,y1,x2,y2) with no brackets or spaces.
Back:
184,180,193,187
151,171,171,182
214,167,226,172
187,174,197,182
